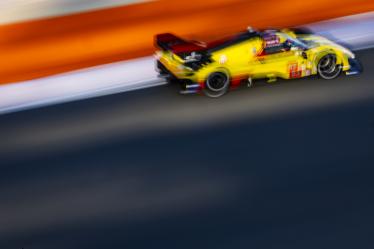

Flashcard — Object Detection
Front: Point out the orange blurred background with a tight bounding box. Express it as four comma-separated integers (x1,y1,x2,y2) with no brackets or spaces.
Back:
0,0,373,84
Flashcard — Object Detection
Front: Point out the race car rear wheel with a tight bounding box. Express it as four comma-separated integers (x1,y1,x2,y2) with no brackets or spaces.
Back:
204,72,230,97
317,54,342,80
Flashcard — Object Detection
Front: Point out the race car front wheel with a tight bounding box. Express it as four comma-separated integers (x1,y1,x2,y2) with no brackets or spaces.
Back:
204,72,230,97
317,54,342,80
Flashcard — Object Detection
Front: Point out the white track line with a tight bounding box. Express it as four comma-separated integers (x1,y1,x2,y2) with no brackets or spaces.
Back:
0,12,373,115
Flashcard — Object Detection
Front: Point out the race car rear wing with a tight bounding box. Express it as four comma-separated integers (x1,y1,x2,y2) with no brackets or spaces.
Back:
155,33,186,50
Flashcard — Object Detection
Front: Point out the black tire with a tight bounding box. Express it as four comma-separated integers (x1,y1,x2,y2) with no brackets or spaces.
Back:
317,54,342,80
203,72,230,98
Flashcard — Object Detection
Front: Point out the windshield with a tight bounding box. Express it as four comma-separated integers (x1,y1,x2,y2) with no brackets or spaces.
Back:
284,35,309,50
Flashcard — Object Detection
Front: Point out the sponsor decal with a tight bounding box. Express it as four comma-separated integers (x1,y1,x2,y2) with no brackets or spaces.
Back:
264,35,280,48
288,62,302,78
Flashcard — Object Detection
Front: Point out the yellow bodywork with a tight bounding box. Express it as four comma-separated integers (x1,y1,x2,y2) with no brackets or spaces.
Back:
157,29,354,87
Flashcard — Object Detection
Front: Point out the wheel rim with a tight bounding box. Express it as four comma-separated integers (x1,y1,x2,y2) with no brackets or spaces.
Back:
318,54,341,79
206,72,229,92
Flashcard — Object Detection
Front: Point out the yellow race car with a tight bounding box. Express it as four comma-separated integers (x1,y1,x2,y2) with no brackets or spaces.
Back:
155,27,362,97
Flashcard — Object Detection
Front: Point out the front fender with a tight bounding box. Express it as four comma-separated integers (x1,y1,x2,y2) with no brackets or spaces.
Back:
308,47,346,74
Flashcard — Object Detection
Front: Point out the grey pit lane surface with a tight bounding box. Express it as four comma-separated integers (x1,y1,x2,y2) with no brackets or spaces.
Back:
0,49,374,249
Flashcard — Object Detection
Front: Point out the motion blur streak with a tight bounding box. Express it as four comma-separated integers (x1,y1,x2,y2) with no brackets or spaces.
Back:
307,12,374,50
0,172,240,238
0,0,152,25
1,12,374,115
0,0,373,83
0,57,166,114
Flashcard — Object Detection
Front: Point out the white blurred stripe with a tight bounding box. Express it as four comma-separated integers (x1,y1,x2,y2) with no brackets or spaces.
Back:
0,11,374,115
307,11,374,50
0,0,152,25
0,57,166,114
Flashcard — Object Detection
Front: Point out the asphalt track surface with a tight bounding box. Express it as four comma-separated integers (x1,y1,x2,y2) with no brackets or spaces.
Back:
1,49,374,249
